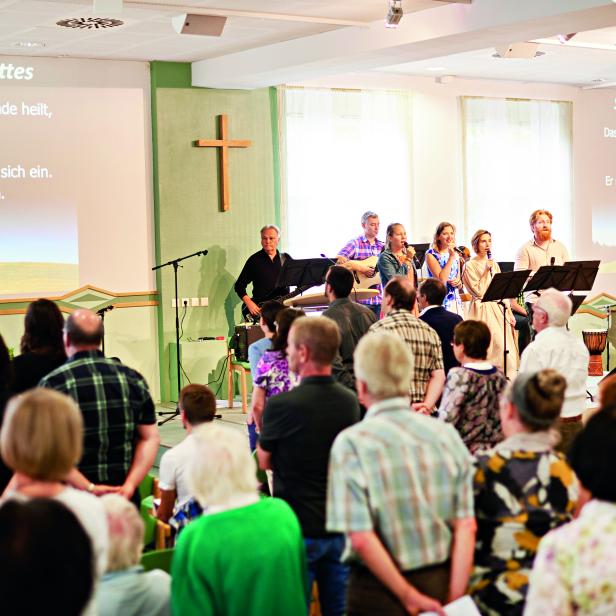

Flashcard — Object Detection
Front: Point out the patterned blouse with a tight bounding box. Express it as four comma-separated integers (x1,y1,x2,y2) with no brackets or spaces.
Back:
470,431,578,616
526,500,616,616
439,364,507,454
425,247,463,314
253,349,299,399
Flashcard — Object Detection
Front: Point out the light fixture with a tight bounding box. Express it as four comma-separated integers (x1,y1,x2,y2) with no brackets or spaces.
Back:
557,33,577,44
171,14,227,36
493,43,545,59
385,0,403,29
12,41,46,48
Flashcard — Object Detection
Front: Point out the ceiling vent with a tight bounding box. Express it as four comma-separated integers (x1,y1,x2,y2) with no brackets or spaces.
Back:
56,17,124,29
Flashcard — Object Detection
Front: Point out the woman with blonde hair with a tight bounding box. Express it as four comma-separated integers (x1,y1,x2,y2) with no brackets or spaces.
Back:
425,221,463,315
377,222,417,289
470,370,578,615
462,229,519,376
0,388,108,602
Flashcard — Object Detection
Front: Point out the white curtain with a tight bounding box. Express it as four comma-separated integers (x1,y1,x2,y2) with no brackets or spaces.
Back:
280,87,413,259
462,97,573,261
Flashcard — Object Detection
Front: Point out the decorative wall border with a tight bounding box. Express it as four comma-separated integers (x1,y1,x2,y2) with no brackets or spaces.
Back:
0,284,158,315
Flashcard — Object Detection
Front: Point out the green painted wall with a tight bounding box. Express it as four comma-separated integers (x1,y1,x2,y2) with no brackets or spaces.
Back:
151,62,280,401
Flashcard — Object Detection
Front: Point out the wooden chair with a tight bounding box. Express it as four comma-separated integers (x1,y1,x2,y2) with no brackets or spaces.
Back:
139,474,173,550
141,547,174,574
227,341,250,414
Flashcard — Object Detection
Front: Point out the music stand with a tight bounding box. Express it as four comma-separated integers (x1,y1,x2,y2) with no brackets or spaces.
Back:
482,269,531,378
275,257,332,291
562,260,601,293
570,294,587,316
524,265,570,296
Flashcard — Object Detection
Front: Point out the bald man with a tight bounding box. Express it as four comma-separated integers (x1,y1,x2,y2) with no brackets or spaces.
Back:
40,309,160,503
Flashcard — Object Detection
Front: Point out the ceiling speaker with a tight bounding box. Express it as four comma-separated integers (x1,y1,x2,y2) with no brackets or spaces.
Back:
171,14,227,37
493,42,541,59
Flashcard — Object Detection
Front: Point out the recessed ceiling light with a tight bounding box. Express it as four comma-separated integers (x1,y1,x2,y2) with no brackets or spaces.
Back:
12,41,45,48
426,67,446,71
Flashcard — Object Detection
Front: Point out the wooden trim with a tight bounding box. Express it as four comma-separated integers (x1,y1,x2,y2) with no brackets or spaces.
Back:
575,307,608,319
583,292,616,305
0,301,158,316
0,285,157,305
111,301,159,309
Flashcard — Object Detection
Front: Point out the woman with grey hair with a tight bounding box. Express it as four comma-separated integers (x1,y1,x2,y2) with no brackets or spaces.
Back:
96,494,171,616
469,370,578,615
171,423,308,615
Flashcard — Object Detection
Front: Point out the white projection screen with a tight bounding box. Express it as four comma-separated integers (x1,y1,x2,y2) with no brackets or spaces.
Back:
0,56,153,297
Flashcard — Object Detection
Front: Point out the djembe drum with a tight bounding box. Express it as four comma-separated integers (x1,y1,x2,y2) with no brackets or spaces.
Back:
582,329,607,376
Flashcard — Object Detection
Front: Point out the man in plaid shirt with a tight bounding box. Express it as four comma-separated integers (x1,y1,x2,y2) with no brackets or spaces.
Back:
369,277,446,414
326,331,476,616
40,309,159,503
337,211,385,319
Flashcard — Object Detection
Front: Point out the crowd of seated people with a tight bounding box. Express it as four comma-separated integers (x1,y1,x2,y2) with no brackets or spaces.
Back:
1,281,616,616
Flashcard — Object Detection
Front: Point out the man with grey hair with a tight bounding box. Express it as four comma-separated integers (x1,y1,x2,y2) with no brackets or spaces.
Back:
337,211,385,318
327,332,475,615
519,287,589,451
234,224,291,319
258,316,360,616
40,309,160,504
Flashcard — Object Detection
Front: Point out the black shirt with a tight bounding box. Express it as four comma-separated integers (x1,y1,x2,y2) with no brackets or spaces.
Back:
419,306,463,374
234,249,289,303
259,375,360,537
11,352,66,394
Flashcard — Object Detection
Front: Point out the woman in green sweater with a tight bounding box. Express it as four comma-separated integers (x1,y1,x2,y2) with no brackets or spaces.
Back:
171,423,309,616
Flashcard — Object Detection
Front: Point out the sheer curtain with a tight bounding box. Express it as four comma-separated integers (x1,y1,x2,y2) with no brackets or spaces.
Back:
280,87,413,259
462,97,573,261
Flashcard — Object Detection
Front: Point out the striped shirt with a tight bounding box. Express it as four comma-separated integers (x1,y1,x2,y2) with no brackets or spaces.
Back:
326,397,474,571
369,309,444,402
337,234,385,305
39,350,156,484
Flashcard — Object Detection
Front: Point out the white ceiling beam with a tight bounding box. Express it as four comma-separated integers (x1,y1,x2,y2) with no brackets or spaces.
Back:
191,0,616,89
123,1,371,27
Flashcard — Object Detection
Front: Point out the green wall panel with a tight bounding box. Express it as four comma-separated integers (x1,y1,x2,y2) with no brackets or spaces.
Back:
154,86,278,400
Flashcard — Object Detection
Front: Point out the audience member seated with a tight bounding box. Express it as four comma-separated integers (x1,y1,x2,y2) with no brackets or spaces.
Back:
172,423,309,616
519,288,589,453
0,388,108,586
0,498,94,616
97,494,171,616
248,308,305,444
11,298,67,393
438,320,506,454
247,300,284,375
157,383,216,523
418,278,462,374
0,334,13,492
525,405,616,615
470,370,578,615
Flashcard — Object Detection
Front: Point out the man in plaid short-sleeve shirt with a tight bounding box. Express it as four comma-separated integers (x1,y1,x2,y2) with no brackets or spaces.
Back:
326,331,476,615
336,211,385,318
40,309,159,502
369,277,446,413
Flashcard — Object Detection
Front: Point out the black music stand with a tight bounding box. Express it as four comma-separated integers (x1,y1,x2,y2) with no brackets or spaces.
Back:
570,294,587,316
275,257,332,291
482,269,531,378
562,260,601,293
524,264,570,297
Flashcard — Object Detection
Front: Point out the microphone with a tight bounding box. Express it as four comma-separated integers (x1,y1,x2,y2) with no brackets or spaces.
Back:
550,257,555,266
404,242,421,269
320,253,337,265
96,305,114,316
487,249,493,274
197,336,226,341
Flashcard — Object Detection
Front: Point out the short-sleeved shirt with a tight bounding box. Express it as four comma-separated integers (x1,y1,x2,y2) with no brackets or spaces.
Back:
327,397,474,570
337,234,385,306
253,350,299,399
259,375,360,537
514,238,569,304
39,350,156,484
158,434,196,507
369,309,444,402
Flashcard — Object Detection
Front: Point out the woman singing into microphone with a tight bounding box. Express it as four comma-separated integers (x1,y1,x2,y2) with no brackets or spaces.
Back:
425,221,463,315
463,229,519,376
377,223,417,288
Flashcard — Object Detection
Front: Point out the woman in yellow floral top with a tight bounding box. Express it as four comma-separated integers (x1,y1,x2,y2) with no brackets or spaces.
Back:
526,405,616,615
470,370,578,615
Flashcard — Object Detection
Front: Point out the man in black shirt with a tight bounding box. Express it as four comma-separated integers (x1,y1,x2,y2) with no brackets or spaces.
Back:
258,317,360,616
234,224,290,319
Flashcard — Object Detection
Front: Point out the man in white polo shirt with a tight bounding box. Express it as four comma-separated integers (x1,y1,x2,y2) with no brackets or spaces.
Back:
519,288,589,453
156,384,216,522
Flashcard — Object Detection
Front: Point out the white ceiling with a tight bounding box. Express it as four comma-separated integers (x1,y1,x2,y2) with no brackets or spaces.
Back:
1,0,616,88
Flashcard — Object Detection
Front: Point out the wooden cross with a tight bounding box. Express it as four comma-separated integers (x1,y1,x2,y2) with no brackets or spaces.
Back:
194,114,251,212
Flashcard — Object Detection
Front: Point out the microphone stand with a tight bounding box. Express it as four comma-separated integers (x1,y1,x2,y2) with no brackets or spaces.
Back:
96,305,114,355
152,249,208,425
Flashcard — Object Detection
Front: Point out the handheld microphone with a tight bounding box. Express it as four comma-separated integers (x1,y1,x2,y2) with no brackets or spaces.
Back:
487,249,493,274
550,257,555,266
404,242,421,269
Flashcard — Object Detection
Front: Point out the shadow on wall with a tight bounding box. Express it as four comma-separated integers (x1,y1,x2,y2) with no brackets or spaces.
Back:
189,245,240,338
